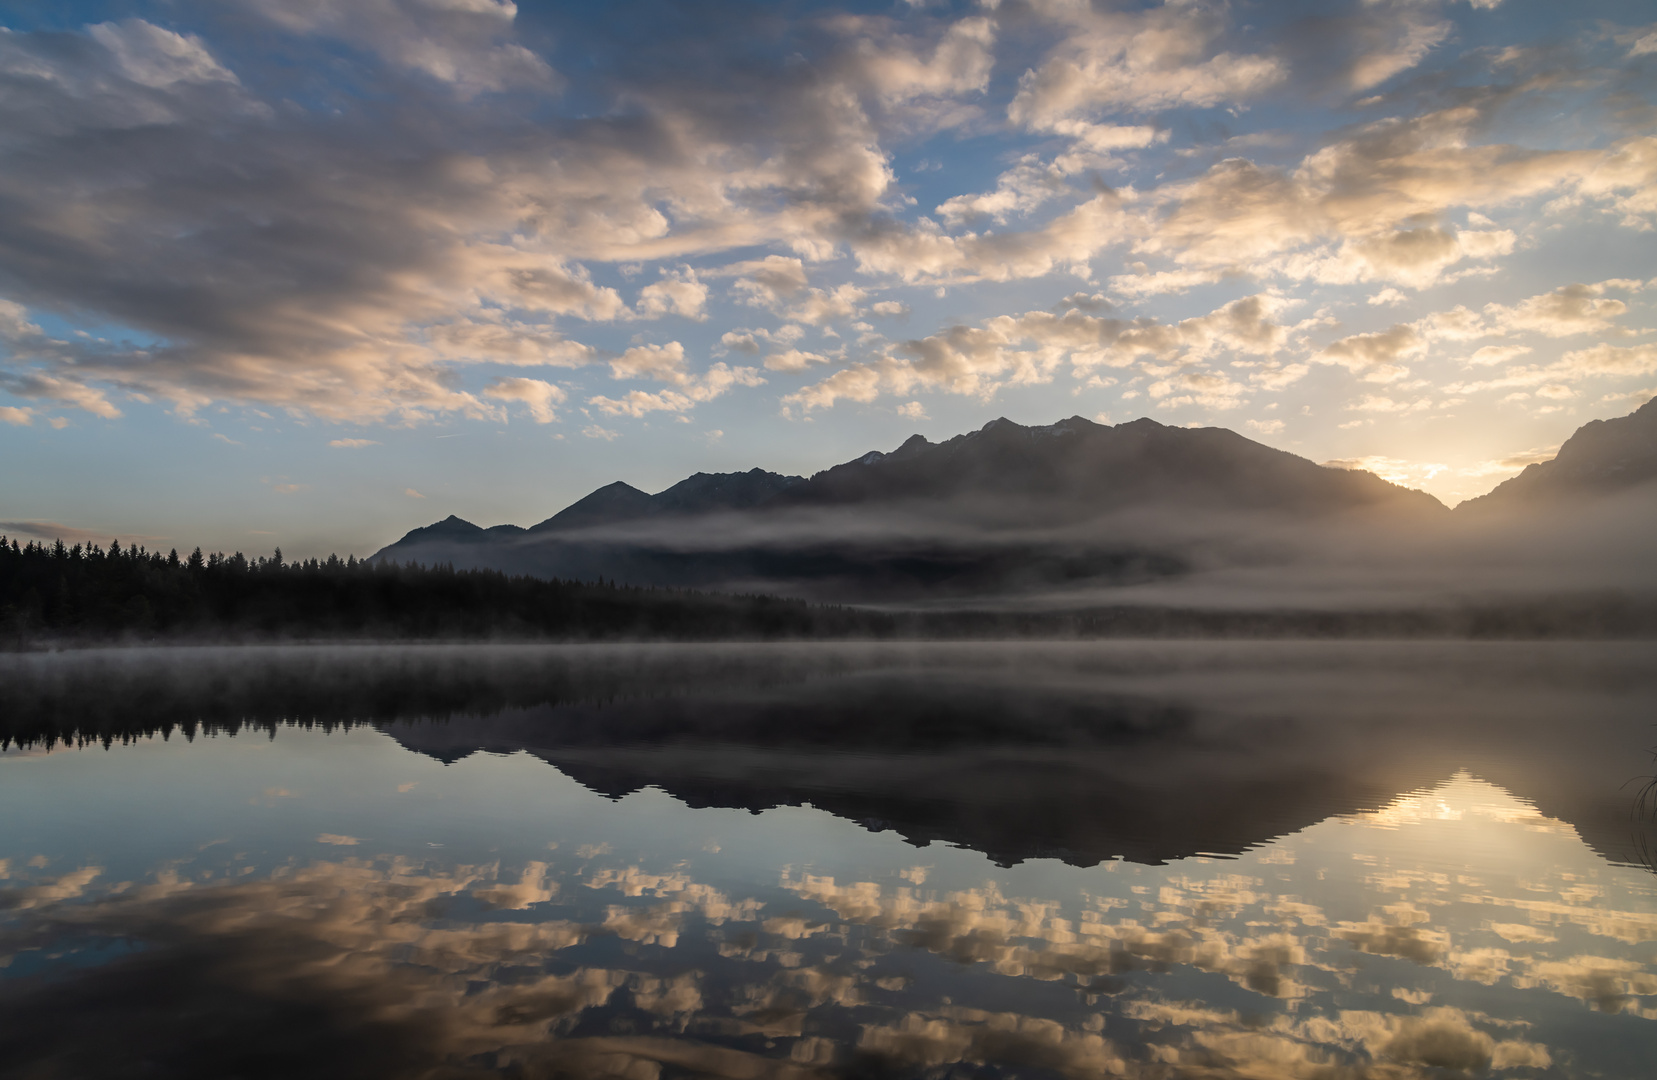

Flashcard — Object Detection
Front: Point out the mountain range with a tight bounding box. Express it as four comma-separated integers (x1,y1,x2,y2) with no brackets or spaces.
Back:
375,400,1657,602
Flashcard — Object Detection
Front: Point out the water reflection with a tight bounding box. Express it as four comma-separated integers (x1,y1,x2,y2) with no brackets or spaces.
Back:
4,642,1656,866
1,643,1654,1077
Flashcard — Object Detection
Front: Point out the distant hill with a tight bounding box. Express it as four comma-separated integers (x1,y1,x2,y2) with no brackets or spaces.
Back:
1459,397,1657,511
372,415,1444,599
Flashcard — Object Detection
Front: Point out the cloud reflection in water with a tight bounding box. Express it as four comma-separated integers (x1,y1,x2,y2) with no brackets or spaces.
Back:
2,768,1653,1078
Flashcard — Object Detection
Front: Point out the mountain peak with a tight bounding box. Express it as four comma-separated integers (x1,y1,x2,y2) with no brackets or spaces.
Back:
385,514,483,549
892,433,932,458
531,481,654,532
1460,397,1657,510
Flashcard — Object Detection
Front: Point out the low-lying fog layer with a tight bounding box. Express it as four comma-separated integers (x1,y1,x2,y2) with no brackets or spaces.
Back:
1,642,1654,1079
385,488,1657,611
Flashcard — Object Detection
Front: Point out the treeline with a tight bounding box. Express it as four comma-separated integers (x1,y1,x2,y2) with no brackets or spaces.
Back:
4,535,1656,645
0,536,891,644
0,642,829,749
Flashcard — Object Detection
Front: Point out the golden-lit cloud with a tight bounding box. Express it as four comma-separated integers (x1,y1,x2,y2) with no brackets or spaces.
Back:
0,0,1653,484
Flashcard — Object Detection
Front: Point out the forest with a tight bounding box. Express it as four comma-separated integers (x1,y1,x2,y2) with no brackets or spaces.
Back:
3,534,1655,646
0,536,887,643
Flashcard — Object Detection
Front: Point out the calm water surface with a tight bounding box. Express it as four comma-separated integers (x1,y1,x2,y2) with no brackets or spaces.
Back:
1,642,1654,1078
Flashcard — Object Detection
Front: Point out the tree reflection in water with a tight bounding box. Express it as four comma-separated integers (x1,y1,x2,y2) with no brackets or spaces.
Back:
1,643,1655,1077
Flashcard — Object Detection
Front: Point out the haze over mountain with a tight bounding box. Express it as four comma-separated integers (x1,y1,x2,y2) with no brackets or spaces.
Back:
375,402,1657,608
375,415,1453,601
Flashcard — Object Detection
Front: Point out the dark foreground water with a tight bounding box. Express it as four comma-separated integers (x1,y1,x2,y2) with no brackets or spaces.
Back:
1,642,1654,1079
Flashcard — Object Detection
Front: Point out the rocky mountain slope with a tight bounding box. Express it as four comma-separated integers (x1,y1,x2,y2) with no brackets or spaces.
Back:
1460,396,1657,511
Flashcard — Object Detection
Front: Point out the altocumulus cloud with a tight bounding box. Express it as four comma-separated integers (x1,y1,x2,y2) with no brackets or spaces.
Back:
0,0,1653,499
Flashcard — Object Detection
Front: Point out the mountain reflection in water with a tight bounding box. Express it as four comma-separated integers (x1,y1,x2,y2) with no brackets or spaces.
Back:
0,642,1654,1078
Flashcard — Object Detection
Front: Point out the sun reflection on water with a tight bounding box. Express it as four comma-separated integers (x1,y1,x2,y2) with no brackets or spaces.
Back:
2,764,1653,1078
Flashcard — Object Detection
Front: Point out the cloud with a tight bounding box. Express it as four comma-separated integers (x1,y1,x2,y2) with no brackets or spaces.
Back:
1324,455,1449,488
0,521,156,545
764,349,832,373
1008,1,1284,129
1,4,1655,440
89,19,241,90
426,319,600,369
581,424,619,441
723,257,811,308
785,293,1296,412
788,284,868,326
405,488,426,498
782,364,884,413
637,269,708,321
1465,344,1531,367
1147,369,1251,410
0,304,127,416
591,340,764,415
935,127,1165,232
247,0,555,99
1463,444,1558,478
1553,343,1657,379
0,405,33,426
852,190,1135,284
1344,5,1453,91
1624,25,1657,58
1119,109,1651,294
719,332,761,355
1483,281,1635,338
937,157,1069,226
896,401,927,420
329,438,380,448
1315,325,1425,383
1445,343,1657,396
589,362,764,417
484,377,566,423
608,342,693,384
1345,393,1432,414
840,14,996,110
0,10,930,423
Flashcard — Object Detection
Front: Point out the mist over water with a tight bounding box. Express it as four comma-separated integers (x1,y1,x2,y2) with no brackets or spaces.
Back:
2,643,1655,1078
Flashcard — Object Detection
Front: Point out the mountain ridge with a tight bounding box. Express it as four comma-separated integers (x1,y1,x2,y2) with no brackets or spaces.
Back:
384,414,1445,548
369,413,1470,599
1459,396,1657,511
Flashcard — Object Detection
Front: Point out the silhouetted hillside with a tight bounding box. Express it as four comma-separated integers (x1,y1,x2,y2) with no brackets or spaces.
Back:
374,415,1444,597
1461,396,1657,510
774,416,1442,516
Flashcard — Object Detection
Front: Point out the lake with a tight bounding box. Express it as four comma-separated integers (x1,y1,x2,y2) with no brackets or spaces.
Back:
1,642,1654,1078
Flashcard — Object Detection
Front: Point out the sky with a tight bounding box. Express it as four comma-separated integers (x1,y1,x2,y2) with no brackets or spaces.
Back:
1,0,1654,559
